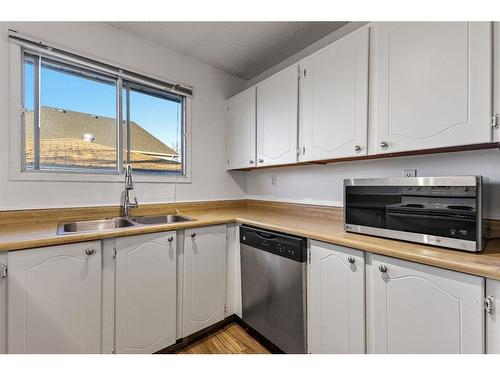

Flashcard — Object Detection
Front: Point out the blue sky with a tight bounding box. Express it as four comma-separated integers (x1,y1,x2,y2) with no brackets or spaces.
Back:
24,61,181,149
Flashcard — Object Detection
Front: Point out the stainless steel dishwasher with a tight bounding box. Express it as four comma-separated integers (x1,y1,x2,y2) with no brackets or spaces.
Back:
240,225,307,354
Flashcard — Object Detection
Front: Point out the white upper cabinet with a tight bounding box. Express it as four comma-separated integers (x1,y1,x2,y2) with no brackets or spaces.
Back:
374,22,492,153
308,241,365,354
225,22,495,169
367,254,485,354
256,64,299,166
182,225,227,337
299,27,369,161
226,87,256,170
494,22,500,142
8,242,102,354
115,232,177,354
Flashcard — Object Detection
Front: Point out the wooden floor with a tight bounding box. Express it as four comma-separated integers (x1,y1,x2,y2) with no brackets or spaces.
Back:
177,323,270,354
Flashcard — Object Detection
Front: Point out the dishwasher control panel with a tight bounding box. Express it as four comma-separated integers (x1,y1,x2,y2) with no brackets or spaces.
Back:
239,226,307,262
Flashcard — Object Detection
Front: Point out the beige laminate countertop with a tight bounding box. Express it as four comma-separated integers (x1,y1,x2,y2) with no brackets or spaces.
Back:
1,205,500,280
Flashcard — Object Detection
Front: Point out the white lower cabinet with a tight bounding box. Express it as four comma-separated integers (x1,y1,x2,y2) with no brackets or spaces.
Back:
3,227,494,355
308,241,365,353
0,253,6,354
367,253,485,353
7,241,102,354
182,225,227,337
115,232,177,354
486,279,500,353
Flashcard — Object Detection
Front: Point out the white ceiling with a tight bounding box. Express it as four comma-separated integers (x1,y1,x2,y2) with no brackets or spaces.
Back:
108,22,348,80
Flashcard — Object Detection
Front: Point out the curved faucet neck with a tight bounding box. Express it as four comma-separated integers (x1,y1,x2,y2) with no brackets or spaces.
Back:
123,165,139,217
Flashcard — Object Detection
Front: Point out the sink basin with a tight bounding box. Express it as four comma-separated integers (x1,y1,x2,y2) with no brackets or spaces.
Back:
58,217,136,234
131,214,195,225
57,214,195,235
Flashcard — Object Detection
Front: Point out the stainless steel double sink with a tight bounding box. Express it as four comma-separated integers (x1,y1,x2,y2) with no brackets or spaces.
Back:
57,214,195,235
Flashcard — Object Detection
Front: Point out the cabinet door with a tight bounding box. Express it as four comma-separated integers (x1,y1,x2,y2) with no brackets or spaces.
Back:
308,241,365,354
226,87,256,170
367,254,484,354
183,225,227,337
256,64,298,166
486,279,500,353
374,22,492,153
8,241,102,354
115,232,177,354
0,253,6,354
299,27,369,161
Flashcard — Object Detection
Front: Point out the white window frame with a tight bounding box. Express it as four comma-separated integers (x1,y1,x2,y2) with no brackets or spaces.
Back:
9,42,192,184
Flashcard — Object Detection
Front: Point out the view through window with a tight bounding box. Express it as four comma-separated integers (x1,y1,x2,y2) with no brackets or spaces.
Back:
23,52,185,175
125,84,183,174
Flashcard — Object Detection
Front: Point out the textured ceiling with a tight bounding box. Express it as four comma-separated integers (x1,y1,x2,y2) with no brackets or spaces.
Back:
108,22,348,80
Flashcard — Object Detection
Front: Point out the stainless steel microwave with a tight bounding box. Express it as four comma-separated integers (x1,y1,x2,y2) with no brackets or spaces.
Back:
344,176,487,252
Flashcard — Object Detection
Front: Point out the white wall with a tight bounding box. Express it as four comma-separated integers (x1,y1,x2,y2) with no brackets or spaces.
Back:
0,22,247,210
246,149,500,219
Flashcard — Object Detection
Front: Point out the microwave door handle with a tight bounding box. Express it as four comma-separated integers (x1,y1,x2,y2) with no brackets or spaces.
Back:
386,211,475,223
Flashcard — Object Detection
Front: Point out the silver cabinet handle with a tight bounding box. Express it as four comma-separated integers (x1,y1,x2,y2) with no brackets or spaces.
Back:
354,145,361,152
191,233,196,239
167,236,174,242
378,264,388,273
1,263,7,278
380,141,388,149
85,248,95,256
485,296,495,314
258,158,264,163
348,256,355,264
249,160,254,165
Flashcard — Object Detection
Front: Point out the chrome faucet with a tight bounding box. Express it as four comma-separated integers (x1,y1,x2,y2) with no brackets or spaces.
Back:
122,164,138,217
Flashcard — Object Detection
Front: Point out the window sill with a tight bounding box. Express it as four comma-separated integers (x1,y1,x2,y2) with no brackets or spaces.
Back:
8,170,192,184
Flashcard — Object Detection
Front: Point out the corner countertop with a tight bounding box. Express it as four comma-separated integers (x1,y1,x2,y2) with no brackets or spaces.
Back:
1,204,500,280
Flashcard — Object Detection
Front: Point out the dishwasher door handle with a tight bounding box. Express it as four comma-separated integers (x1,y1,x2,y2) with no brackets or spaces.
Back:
254,231,278,240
